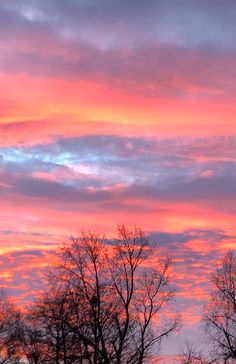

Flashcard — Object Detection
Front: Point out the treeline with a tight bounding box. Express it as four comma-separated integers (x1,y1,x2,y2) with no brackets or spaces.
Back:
0,225,235,364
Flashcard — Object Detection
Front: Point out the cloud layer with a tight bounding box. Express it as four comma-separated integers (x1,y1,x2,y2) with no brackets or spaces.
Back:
0,0,236,359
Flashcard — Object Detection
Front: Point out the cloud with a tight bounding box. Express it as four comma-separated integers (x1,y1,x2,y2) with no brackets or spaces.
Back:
150,229,230,246
0,248,55,303
3,0,236,50
1,2,236,100
0,1,235,357
1,225,234,322
1,40,236,100
0,134,235,221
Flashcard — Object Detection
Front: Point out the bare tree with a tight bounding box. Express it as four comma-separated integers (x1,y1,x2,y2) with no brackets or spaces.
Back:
51,224,180,363
204,251,236,363
17,317,47,364
0,291,21,364
180,341,217,364
15,287,86,364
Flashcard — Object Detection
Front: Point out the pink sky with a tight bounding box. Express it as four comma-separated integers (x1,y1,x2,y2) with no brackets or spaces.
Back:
0,0,236,358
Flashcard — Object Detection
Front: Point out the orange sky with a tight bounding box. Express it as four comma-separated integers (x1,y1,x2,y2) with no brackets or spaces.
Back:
0,0,236,358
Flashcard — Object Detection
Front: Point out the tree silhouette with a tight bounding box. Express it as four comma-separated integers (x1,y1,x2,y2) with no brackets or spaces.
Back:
0,225,180,363
204,251,236,363
180,341,218,364
17,288,81,363
0,291,21,363
48,224,180,363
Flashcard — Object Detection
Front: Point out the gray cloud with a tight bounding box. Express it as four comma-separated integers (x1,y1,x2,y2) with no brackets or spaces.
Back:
0,1,236,99
150,229,230,246
0,134,236,214
4,0,236,50
1,40,236,99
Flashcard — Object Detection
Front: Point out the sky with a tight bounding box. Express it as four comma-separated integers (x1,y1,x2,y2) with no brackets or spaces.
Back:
0,0,236,359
